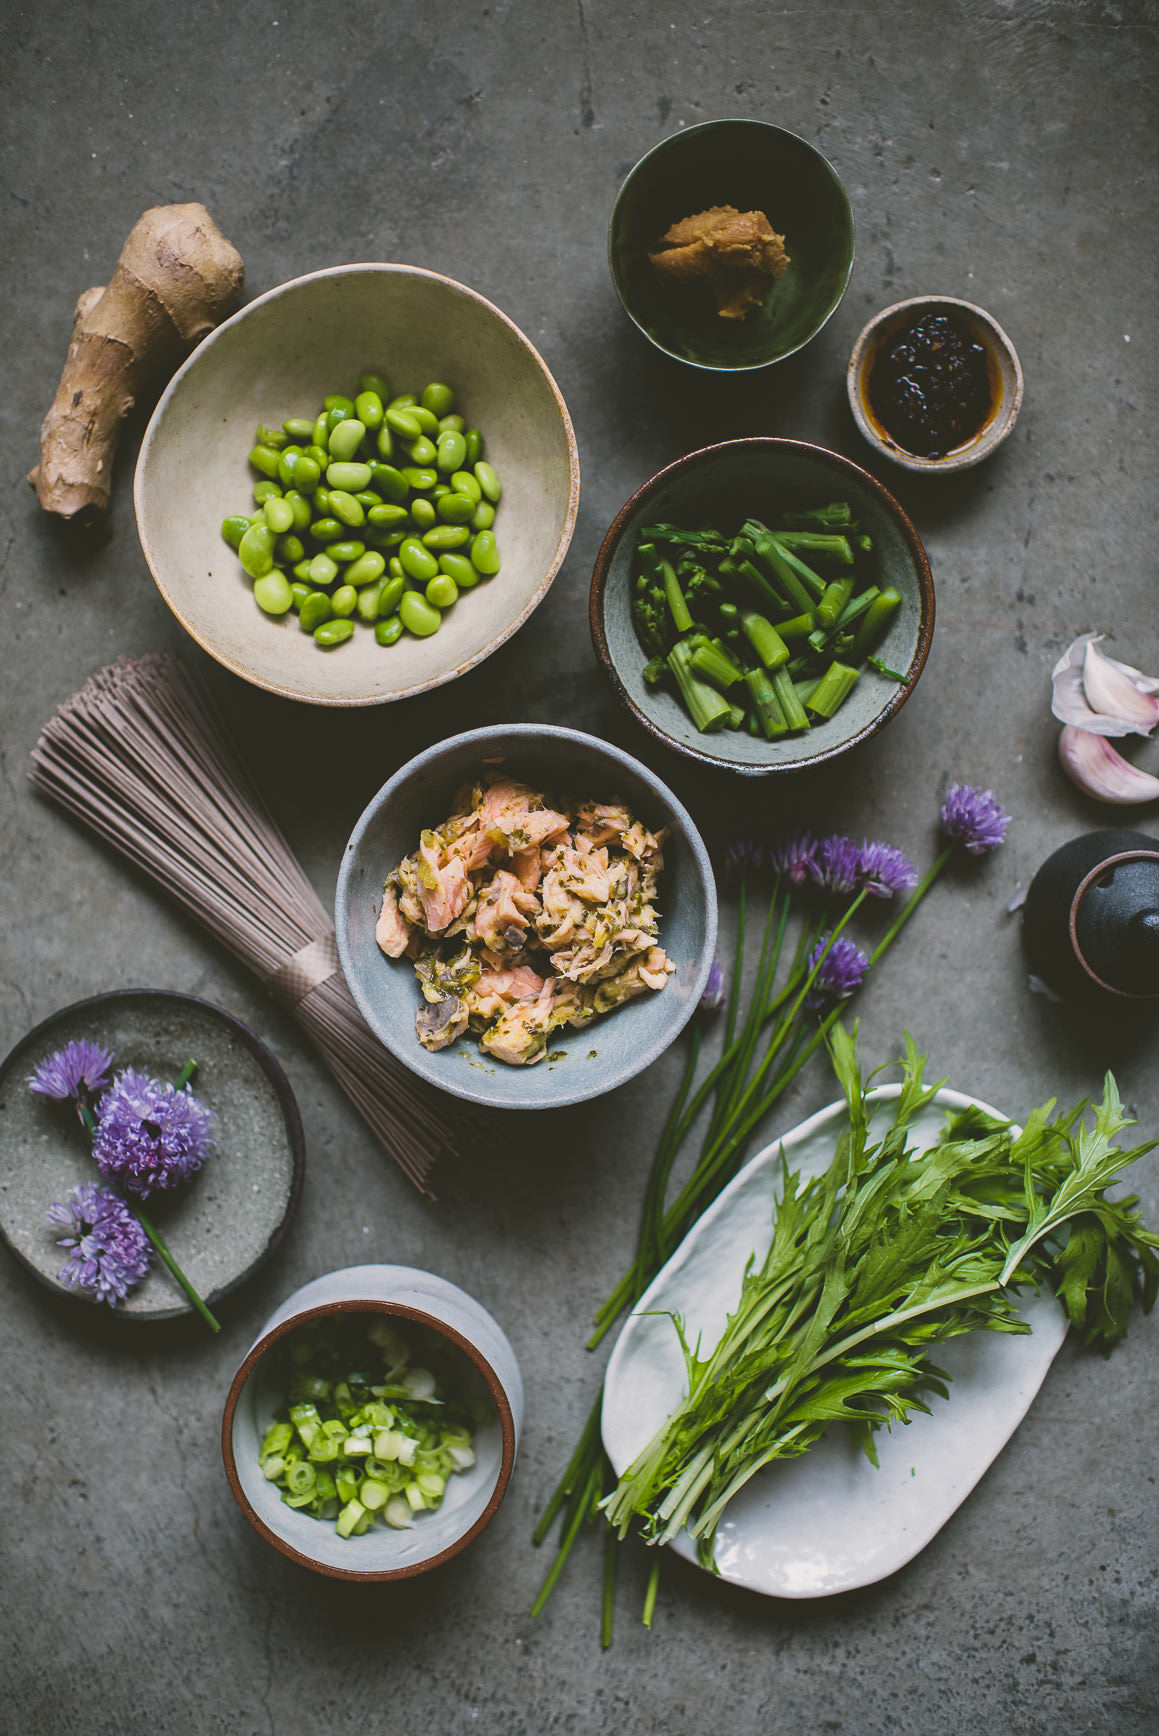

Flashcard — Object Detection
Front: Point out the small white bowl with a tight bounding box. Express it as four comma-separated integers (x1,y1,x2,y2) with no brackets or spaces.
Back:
136,264,580,707
847,295,1024,474
221,1264,523,1580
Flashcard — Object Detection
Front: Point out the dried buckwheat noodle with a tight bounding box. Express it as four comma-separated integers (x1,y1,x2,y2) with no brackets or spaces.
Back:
29,652,452,1197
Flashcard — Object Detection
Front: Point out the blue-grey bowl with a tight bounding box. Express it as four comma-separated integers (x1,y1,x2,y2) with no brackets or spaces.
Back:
334,725,717,1109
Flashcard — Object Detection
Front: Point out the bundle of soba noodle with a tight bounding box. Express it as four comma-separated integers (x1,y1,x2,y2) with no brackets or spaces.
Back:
29,652,458,1197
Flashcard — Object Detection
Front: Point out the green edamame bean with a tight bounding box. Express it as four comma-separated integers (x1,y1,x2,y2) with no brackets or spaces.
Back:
402,466,437,492
290,454,321,492
436,491,476,524
292,559,315,582
410,497,437,530
354,491,382,509
378,573,406,616
359,370,390,398
312,413,330,449
276,447,301,487
438,412,466,434
369,463,408,503
365,527,407,550
326,405,351,431
284,490,312,532
310,518,343,544
436,429,467,473
387,392,417,411
388,557,405,580
253,479,282,504
239,522,276,578
475,460,502,502
308,552,339,586
221,516,250,550
354,391,384,431
263,495,295,535
329,541,367,564
426,574,459,609
324,394,355,414
422,523,471,550
409,405,439,437
255,423,288,450
355,581,384,622
305,444,330,469
283,417,315,440
450,469,481,502
299,591,333,633
421,382,455,417
399,591,442,637
471,500,496,531
399,536,439,582
290,582,312,610
438,551,478,590
464,428,483,465
346,551,386,588
325,462,373,493
470,530,501,575
253,570,294,615
328,490,366,528
405,435,438,467
314,617,355,648
375,424,395,460
375,615,404,646
275,533,305,565
249,444,281,479
330,584,357,617
327,418,367,462
385,406,423,441
367,502,409,527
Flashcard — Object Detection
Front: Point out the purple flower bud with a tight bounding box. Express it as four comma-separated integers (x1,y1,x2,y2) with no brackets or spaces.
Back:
805,935,870,1009
811,835,865,896
28,1040,114,1104
768,830,819,885
725,836,764,883
700,958,726,1013
92,1069,214,1199
940,783,1010,855
46,1181,150,1306
858,840,919,899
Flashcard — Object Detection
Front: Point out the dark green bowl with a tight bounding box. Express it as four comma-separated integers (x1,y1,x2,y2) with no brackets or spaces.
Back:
609,120,856,371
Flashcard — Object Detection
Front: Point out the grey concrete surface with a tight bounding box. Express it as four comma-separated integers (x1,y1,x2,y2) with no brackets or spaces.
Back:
2,2,1157,1732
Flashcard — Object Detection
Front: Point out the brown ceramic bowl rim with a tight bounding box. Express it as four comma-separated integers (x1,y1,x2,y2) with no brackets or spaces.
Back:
1068,848,1159,1000
846,294,1025,475
221,1297,517,1580
136,262,581,708
589,437,936,776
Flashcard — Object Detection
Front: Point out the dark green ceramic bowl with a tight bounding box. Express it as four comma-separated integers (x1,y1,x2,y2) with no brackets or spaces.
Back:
609,120,855,371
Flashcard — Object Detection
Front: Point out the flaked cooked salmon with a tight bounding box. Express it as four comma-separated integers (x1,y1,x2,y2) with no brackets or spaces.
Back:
376,773,675,1065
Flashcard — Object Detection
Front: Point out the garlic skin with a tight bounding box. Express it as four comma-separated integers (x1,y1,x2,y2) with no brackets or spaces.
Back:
1051,633,1159,737
1058,724,1159,804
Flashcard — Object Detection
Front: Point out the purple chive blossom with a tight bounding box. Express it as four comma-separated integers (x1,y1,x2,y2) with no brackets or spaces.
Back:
92,1069,214,1199
857,840,919,900
28,1040,114,1104
700,958,726,1013
804,935,871,1010
724,835,764,883
46,1181,151,1306
768,830,819,886
940,783,1010,856
811,834,865,896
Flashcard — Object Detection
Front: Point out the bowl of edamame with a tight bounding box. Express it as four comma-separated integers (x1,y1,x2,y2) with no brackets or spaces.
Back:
589,438,935,776
135,264,581,706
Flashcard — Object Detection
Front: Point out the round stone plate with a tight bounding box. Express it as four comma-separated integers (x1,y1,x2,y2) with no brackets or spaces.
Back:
0,990,305,1320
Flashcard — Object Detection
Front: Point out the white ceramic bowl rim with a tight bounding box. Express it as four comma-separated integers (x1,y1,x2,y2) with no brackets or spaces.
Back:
222,1294,518,1581
846,294,1024,475
135,262,581,707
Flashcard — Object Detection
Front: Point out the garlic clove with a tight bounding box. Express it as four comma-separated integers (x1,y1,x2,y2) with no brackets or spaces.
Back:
1051,633,1159,737
1058,724,1159,804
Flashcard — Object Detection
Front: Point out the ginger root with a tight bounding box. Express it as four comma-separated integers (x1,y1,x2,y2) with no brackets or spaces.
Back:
29,202,244,526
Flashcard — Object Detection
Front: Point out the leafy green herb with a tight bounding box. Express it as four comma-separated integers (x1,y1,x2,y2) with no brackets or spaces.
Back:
602,1026,1159,1567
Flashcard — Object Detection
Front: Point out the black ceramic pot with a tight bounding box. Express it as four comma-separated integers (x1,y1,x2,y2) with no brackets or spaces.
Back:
1022,829,1159,1000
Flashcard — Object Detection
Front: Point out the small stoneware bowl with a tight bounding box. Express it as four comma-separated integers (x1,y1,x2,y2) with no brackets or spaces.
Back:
609,119,855,370
847,295,1024,474
590,438,935,776
222,1264,523,1580
136,264,580,707
333,724,717,1109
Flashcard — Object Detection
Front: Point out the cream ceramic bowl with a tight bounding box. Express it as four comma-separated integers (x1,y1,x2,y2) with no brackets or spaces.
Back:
135,264,580,706
222,1264,523,1580
846,294,1024,475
